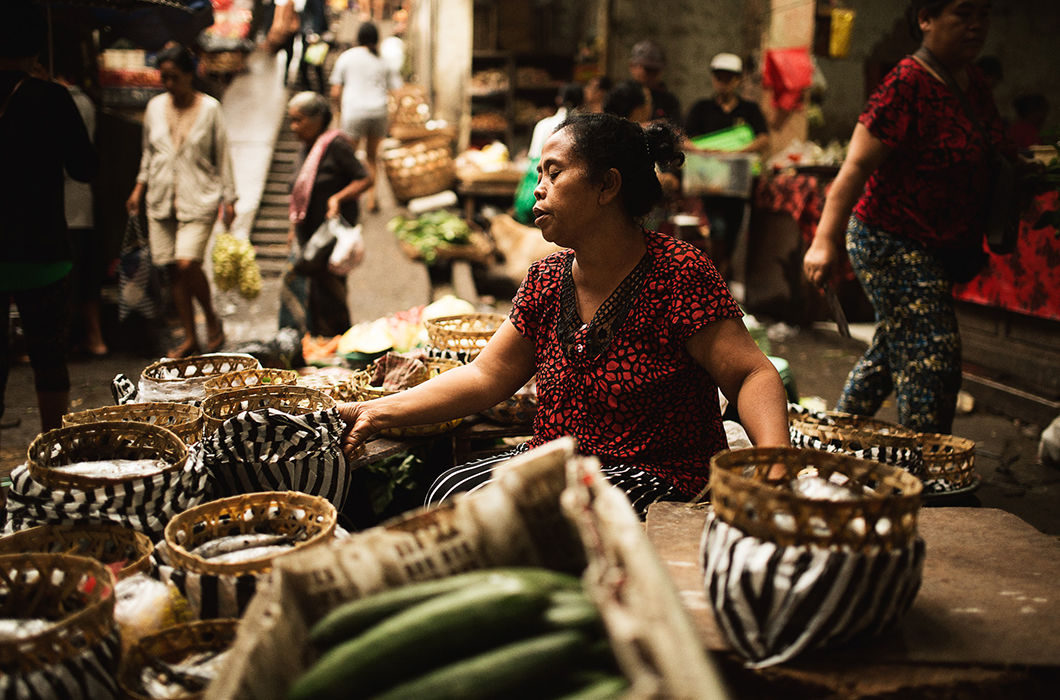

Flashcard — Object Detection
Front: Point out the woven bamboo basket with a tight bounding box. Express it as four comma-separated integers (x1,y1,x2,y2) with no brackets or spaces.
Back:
424,312,506,360
710,447,923,551
0,553,117,674
118,618,239,700
164,491,337,577
62,402,204,445
387,85,430,130
203,369,299,396
27,421,188,492
199,385,336,437
0,523,152,580
918,433,977,490
481,390,537,425
397,227,495,265
139,354,261,404
359,358,466,437
381,135,455,202
790,411,919,451
295,369,367,402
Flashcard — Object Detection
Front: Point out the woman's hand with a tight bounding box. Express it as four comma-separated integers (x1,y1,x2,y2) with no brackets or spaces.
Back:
337,401,380,459
126,184,143,216
221,202,236,229
326,194,342,220
802,232,843,288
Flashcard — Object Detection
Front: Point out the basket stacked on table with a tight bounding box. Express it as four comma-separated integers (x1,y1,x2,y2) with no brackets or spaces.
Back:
203,368,299,397
702,446,925,667
136,354,261,404
154,491,337,620
62,401,204,445
381,134,456,202
200,385,336,437
0,553,122,698
359,357,466,437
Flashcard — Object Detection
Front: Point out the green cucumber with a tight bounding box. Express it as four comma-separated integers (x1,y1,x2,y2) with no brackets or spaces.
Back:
369,630,589,700
556,674,630,700
288,577,552,700
309,567,582,651
543,590,603,631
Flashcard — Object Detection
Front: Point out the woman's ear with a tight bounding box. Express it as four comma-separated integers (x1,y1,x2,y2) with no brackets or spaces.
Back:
598,168,622,205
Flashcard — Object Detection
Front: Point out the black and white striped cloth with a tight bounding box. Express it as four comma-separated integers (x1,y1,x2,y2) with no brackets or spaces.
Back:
151,542,262,621
0,628,121,699
788,405,925,478
700,510,925,668
3,452,211,540
425,443,677,518
199,408,349,509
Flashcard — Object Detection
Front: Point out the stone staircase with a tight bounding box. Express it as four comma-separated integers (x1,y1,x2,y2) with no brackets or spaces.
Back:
250,118,299,276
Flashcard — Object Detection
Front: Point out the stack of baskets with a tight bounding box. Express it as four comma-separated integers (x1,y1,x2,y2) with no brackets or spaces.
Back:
702,446,925,667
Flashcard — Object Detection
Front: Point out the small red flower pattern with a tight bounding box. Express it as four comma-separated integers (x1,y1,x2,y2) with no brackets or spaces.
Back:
854,57,1010,251
510,229,743,498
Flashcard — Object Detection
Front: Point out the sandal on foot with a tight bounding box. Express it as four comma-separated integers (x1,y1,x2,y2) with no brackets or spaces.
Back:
206,328,226,353
166,340,201,360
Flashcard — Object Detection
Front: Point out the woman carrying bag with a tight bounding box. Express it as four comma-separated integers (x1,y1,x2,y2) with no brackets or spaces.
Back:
280,91,371,337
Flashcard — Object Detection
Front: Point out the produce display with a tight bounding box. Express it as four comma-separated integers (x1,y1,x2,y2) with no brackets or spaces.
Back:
287,567,627,700
388,211,473,264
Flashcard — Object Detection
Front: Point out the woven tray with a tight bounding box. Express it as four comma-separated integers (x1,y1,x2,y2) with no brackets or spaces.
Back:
424,312,506,360
205,438,728,700
62,402,204,445
119,618,239,700
397,229,494,265
199,385,336,437
710,447,923,551
0,553,117,674
164,491,337,577
139,354,261,403
203,369,299,397
918,433,977,491
0,523,152,580
359,358,466,437
27,421,188,491
381,135,456,202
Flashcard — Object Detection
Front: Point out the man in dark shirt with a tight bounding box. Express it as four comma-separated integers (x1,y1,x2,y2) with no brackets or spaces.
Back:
629,40,681,125
684,53,769,277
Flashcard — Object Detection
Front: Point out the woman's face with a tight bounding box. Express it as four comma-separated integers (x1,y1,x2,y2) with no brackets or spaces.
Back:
921,0,991,65
159,60,194,99
531,128,602,246
288,106,323,143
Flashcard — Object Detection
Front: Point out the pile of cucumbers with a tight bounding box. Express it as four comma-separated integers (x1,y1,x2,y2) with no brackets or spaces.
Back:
287,567,629,700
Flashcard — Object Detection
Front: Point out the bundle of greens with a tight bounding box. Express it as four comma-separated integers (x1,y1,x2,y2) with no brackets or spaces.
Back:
387,211,472,263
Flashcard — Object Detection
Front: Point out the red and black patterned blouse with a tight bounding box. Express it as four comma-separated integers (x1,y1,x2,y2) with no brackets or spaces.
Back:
510,229,742,498
854,56,1010,250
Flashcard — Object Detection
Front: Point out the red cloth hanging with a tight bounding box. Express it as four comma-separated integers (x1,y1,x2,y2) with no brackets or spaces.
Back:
762,47,814,112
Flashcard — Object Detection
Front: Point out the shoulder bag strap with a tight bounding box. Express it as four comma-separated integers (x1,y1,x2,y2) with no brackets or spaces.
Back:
0,77,27,120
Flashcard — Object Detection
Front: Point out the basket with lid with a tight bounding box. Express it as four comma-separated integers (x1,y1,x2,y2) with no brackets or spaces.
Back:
702,447,925,667
0,522,153,580
27,421,188,492
0,553,120,696
199,385,336,437
139,354,261,404
62,401,204,445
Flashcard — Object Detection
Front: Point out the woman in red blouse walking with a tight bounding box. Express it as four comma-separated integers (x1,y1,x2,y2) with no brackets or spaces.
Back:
803,0,1010,434
338,113,789,515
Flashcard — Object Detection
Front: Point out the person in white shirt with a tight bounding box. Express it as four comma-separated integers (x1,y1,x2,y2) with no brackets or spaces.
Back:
528,83,583,160
329,21,401,212
126,44,236,359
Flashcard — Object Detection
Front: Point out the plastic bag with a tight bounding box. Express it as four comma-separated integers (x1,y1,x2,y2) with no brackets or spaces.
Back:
513,156,540,225
327,218,365,276
114,573,192,652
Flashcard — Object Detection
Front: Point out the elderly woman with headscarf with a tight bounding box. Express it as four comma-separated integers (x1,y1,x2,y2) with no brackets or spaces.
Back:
279,91,372,337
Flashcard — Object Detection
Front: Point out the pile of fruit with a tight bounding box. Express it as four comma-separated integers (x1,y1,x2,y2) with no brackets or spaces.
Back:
211,233,262,299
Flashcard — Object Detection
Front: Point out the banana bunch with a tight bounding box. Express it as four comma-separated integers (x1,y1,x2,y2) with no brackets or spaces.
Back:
212,233,263,300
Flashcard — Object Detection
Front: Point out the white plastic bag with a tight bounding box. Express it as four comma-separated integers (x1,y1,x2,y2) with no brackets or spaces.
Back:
327,218,365,276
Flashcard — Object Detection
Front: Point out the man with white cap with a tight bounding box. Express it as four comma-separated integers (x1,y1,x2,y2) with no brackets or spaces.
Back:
629,39,681,123
684,53,769,278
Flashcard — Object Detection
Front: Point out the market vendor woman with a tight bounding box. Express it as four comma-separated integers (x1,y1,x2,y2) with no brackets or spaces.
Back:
338,113,789,515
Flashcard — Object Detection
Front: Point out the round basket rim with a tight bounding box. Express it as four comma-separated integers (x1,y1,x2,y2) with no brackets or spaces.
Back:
163,491,337,576
118,618,240,700
0,553,116,672
26,421,188,491
203,368,300,396
709,447,923,550
140,353,260,384
61,402,205,445
424,312,507,334
0,522,154,580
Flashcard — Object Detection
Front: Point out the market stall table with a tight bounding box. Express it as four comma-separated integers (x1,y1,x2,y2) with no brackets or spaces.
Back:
646,502,1060,696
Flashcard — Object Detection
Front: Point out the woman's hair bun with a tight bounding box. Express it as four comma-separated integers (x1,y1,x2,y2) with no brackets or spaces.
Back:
644,121,685,170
